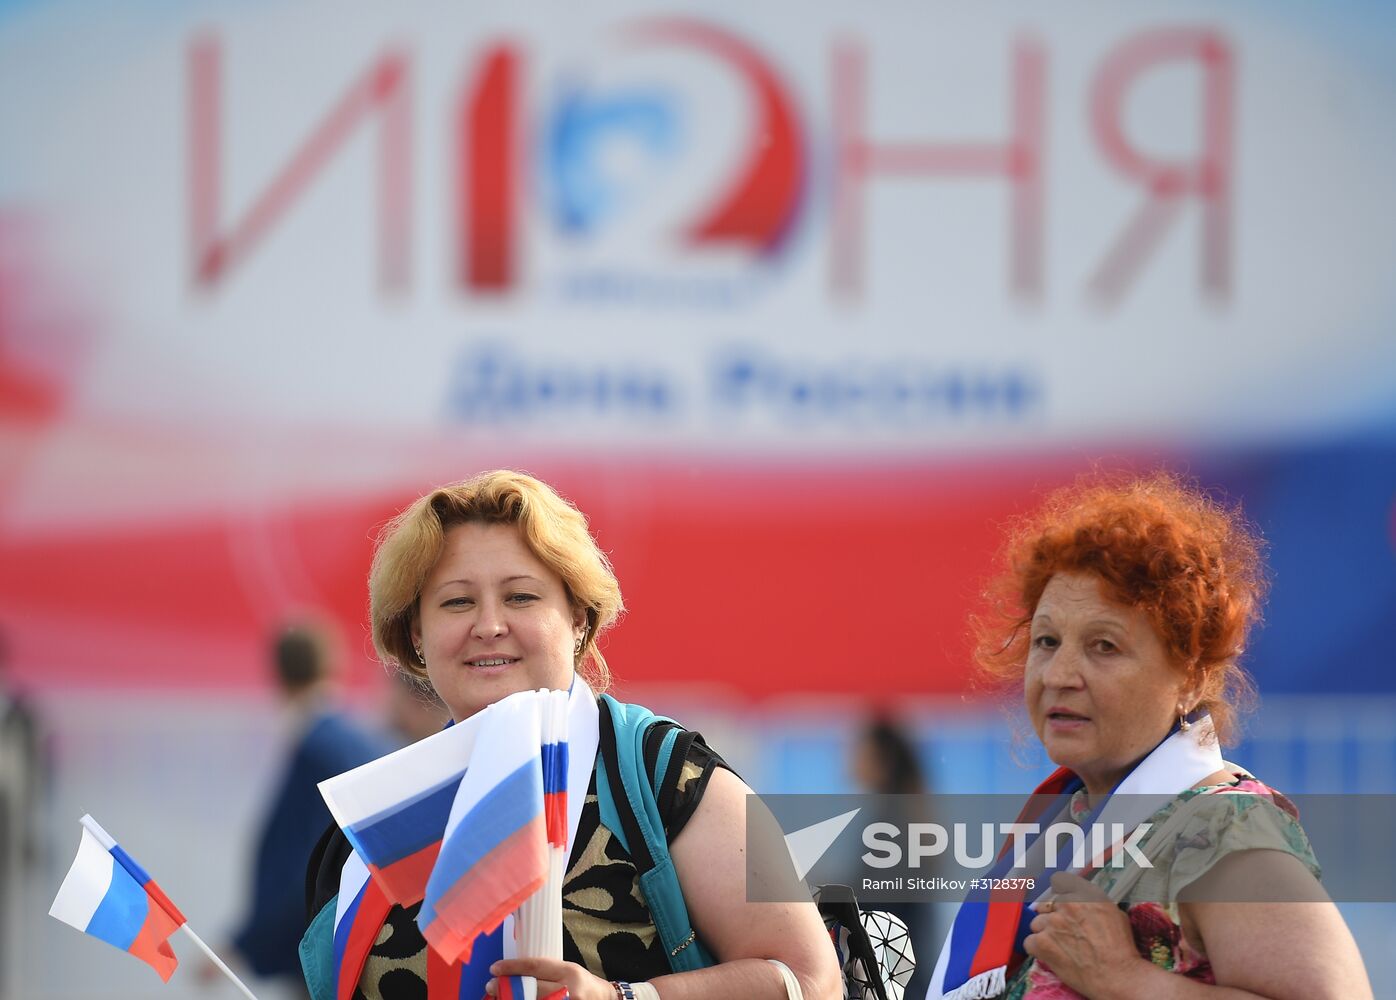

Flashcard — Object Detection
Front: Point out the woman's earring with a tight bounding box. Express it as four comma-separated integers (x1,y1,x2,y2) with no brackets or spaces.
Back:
414,646,425,665
1178,705,1193,732
574,632,585,655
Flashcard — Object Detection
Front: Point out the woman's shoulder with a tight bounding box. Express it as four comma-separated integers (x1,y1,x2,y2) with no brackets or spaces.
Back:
605,700,733,840
1159,770,1321,897
652,722,731,839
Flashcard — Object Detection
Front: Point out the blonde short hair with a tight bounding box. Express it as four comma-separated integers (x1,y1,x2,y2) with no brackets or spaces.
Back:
370,470,624,692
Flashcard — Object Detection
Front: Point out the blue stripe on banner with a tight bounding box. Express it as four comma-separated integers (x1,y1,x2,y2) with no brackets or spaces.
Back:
420,760,543,925
348,769,466,864
944,898,989,988
541,742,568,795
109,843,153,887
332,880,367,982
85,863,146,951
458,924,503,999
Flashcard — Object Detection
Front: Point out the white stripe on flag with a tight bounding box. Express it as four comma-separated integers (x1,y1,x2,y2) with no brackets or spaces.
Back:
319,707,482,830
335,851,372,935
564,683,598,865
79,814,119,851
442,691,550,838
49,827,115,932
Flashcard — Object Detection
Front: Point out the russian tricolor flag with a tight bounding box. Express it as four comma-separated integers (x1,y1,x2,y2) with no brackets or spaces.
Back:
319,706,483,908
319,687,572,968
420,690,567,964
49,815,187,982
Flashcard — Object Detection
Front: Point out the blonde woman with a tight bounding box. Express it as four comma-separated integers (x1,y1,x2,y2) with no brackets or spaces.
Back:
303,470,839,1000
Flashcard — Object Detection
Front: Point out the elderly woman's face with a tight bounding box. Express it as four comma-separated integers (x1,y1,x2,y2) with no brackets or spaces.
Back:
1025,572,1189,796
412,522,584,721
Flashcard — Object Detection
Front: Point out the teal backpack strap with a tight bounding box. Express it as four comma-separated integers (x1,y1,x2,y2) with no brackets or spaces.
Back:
299,894,338,1000
596,695,715,972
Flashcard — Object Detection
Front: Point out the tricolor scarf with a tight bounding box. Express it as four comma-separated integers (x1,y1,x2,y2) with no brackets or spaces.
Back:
327,679,600,1000
925,712,1224,1000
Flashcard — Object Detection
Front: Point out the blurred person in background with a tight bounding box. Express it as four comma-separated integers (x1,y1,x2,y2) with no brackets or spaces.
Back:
851,714,936,1000
0,630,44,995
214,621,389,996
927,474,1371,999
303,470,840,1000
383,668,450,746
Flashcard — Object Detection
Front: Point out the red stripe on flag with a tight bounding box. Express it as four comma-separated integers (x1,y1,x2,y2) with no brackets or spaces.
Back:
339,879,392,1000
370,839,441,906
544,790,567,848
426,940,463,998
420,919,473,969
143,879,186,926
424,817,548,964
127,899,182,982
972,900,1025,979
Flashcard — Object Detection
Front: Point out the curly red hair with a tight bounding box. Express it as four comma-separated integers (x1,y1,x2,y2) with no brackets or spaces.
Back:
976,472,1265,743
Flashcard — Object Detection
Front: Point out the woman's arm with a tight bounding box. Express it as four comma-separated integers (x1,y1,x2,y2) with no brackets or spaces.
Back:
1029,853,1372,1000
489,768,842,1000
1173,849,1372,1000
651,766,843,999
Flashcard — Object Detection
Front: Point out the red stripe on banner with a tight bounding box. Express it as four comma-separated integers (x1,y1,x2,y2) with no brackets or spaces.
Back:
371,839,442,906
424,818,548,964
0,459,1088,699
339,879,393,1000
126,900,182,982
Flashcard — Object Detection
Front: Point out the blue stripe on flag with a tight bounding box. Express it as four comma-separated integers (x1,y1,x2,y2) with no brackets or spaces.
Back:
541,742,568,795
944,898,989,988
458,924,503,999
347,769,465,864
85,863,146,950
109,843,153,887
332,880,367,991
420,760,542,926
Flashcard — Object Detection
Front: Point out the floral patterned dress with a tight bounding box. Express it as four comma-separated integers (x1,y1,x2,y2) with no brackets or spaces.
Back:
1004,775,1321,999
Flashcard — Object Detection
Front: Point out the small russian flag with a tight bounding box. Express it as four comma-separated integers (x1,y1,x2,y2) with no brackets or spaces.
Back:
319,703,485,909
321,686,575,982
419,692,563,964
416,692,569,966
49,814,187,982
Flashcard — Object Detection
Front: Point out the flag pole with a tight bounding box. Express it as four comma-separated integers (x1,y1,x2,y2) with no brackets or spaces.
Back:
178,925,260,1000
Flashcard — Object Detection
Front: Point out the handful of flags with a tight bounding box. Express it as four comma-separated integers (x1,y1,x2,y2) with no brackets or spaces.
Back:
48,687,573,998
319,687,572,979
49,814,259,998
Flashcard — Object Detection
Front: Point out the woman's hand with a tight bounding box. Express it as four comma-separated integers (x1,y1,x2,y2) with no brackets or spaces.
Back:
485,957,609,1000
1023,872,1147,999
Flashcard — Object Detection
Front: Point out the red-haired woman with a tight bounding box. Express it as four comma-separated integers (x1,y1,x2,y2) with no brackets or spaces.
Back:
927,474,1371,1000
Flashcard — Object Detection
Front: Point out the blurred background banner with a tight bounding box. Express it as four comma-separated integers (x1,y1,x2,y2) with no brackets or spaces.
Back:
2,0,1393,700
1,2,1394,996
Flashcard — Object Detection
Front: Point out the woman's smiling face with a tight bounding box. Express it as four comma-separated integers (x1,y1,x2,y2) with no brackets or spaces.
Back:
412,521,584,721
1025,572,1191,797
